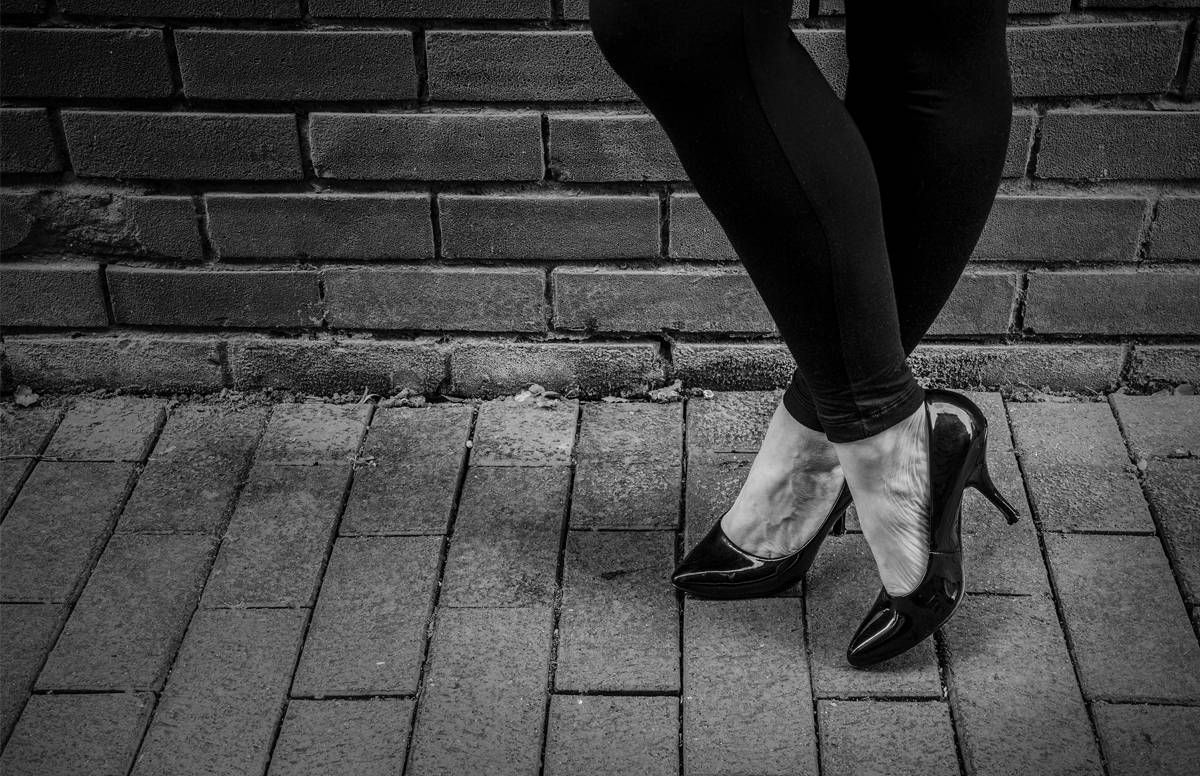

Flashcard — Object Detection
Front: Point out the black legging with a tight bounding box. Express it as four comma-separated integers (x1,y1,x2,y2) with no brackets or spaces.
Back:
588,0,1012,442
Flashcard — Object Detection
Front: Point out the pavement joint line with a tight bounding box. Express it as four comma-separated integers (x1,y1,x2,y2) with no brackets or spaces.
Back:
934,630,970,776
122,401,273,773
0,406,63,526
401,399,480,775
266,400,376,771
537,399,584,776
1106,393,1200,647
1001,395,1114,776
676,395,689,776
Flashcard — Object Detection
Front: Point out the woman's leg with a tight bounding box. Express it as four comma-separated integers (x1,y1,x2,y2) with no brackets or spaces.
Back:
782,0,1014,432
588,0,922,557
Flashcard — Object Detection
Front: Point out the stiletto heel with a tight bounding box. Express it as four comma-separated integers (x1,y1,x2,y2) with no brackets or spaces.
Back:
845,387,1019,668
671,479,853,599
967,449,1020,524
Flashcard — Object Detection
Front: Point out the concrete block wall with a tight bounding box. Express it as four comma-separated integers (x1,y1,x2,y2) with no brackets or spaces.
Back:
0,0,1197,397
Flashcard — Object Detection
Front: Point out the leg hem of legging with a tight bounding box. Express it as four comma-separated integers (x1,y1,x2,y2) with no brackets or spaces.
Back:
782,379,824,433
822,380,927,444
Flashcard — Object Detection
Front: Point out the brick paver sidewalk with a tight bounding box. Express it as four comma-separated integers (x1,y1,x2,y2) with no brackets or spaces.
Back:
0,389,1198,775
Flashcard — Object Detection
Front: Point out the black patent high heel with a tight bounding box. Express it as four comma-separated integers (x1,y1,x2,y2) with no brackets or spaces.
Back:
845,388,1020,668
671,478,853,599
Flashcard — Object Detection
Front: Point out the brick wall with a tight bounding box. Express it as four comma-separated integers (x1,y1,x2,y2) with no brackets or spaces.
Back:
0,0,1197,397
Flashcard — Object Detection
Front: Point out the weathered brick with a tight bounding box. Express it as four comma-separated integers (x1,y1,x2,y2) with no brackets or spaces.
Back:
552,266,775,333
1008,400,1153,532
1149,195,1200,260
1129,344,1200,387
469,396,577,466
543,696,678,776
908,343,1125,392
449,338,665,398
0,462,134,602
0,28,171,98
5,335,224,393
565,0,812,17
425,30,633,101
1045,533,1200,702
62,111,302,180
0,262,107,328
818,701,959,776
292,537,441,696
201,463,351,608
0,108,58,173
340,404,471,535
1037,110,1200,180
176,30,415,101
571,402,682,529
807,537,942,696
324,266,547,332
60,0,300,15
37,534,216,691
45,395,165,461
972,195,1146,261
1110,393,1200,459
1005,109,1035,176
439,466,569,607
231,336,445,395
683,598,817,776
107,266,322,328
1093,703,1200,776
310,112,543,180
1023,270,1200,335
439,193,659,259
668,193,737,260
0,604,64,744
0,190,34,250
0,0,43,13
548,113,684,182
130,609,307,776
312,0,550,16
128,195,204,258
926,272,1018,335
0,693,155,776
1007,22,1186,97
670,341,795,389
206,193,432,260
266,699,414,776
556,531,677,692
255,403,370,464
796,29,848,97
1142,461,1200,604
408,606,553,776
942,594,1103,775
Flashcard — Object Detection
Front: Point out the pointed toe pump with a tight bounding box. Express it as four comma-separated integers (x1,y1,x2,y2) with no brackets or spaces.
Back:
671,479,854,599
845,387,1021,669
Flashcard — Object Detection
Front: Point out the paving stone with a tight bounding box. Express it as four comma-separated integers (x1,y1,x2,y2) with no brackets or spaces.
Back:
118,456,248,534
555,531,678,692
254,403,370,465
130,608,308,776
267,699,414,776
0,458,34,513
149,405,268,461
543,695,678,776
37,534,216,691
0,604,64,744
942,593,1103,775
570,459,681,529
292,536,441,697
0,462,136,602
1093,702,1200,776
576,401,682,462
42,396,165,462
683,598,817,776
1110,393,1200,459
1045,533,1200,702
469,397,578,466
1008,401,1153,532
818,700,958,776
686,390,779,454
1143,460,1200,603
340,405,471,535
439,465,568,607
806,536,942,697
408,606,553,776
202,463,351,608
0,406,60,456
0,693,155,776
